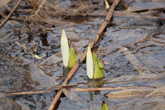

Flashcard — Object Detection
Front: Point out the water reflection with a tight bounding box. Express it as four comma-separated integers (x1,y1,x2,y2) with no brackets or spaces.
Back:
62,67,70,78
56,67,70,83
87,78,104,104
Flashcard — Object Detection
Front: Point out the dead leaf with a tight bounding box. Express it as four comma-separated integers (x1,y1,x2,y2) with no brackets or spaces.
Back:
0,0,10,8
120,47,151,75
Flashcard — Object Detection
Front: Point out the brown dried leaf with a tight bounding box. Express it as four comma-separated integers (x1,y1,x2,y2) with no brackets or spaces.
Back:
0,0,10,8
120,47,151,75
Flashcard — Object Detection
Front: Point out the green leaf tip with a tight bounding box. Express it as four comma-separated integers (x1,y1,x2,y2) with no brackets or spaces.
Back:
69,41,77,68
101,101,108,110
93,52,104,79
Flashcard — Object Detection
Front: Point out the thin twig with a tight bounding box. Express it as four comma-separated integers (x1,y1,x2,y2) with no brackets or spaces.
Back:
48,0,120,110
4,85,75,96
1,15,25,21
16,9,33,13
0,0,22,28
4,90,54,96
15,42,32,51
8,17,25,21
32,0,46,17
71,86,152,92
87,13,158,19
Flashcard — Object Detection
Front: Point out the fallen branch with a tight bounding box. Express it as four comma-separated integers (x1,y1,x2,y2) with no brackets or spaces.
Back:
48,0,120,110
0,0,22,28
87,13,158,19
3,85,75,96
4,90,54,96
106,87,165,98
1,86,157,97
71,86,151,92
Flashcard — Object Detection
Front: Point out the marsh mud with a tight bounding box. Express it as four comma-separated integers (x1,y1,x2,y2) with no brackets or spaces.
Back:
0,0,165,110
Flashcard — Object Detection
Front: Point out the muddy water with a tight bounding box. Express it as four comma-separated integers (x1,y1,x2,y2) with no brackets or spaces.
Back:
0,1,165,110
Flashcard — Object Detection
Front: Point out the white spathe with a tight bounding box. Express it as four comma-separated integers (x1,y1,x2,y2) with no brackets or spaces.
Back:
86,44,94,79
61,29,69,67
104,0,110,9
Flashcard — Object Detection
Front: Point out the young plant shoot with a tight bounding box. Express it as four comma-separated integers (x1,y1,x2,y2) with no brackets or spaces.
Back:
61,29,77,68
104,0,110,9
101,101,108,110
86,46,104,79
61,29,69,68
86,44,94,79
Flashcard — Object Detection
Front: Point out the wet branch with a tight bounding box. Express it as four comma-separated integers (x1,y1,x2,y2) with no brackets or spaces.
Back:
71,86,151,92
48,0,120,110
0,0,22,28
3,86,153,97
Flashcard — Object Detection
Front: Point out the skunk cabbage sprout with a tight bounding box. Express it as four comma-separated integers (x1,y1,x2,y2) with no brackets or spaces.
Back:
61,29,69,67
101,101,108,110
86,44,94,79
86,48,105,79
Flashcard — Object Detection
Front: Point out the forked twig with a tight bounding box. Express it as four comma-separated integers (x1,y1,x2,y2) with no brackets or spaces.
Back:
0,0,22,28
48,0,120,109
